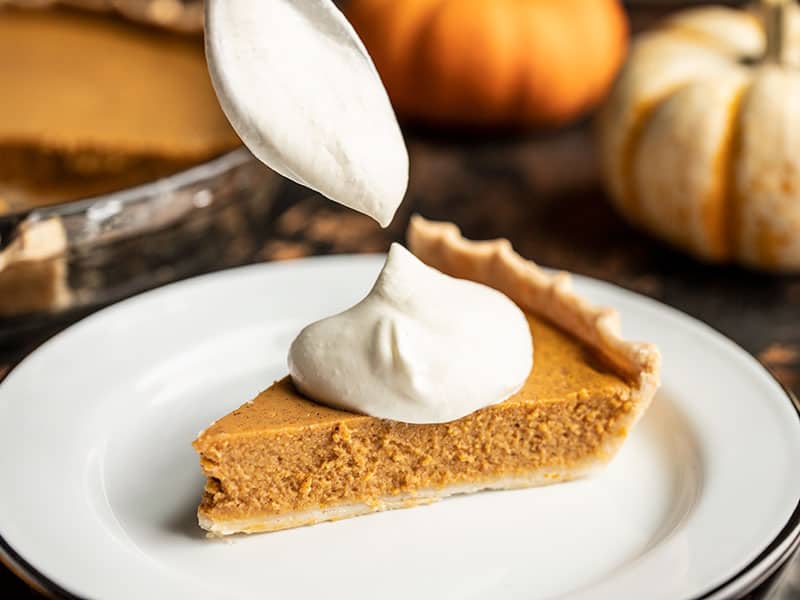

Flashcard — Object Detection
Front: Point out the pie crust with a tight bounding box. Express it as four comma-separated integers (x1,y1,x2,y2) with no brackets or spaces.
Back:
408,216,660,397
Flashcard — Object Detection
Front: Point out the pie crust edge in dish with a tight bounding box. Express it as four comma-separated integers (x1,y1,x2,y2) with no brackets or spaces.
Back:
0,218,71,317
197,216,662,536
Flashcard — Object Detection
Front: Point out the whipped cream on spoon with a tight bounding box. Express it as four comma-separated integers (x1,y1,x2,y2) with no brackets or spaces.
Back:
205,0,408,227
289,244,534,424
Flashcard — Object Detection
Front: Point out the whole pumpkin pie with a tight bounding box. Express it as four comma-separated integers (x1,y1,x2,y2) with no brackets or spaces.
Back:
193,217,661,536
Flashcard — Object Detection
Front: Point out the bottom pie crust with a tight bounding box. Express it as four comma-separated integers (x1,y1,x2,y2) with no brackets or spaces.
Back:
200,463,603,536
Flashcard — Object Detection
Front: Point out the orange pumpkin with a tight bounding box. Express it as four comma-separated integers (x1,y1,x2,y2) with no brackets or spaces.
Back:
345,0,629,128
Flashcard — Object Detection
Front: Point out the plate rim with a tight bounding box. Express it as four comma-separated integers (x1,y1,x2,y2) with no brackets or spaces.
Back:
1,256,799,600
688,371,800,600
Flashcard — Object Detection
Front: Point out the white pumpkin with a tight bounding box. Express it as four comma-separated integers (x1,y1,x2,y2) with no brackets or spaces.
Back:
597,1,800,271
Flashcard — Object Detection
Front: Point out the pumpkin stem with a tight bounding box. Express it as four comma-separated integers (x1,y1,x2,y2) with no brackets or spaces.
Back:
763,0,790,64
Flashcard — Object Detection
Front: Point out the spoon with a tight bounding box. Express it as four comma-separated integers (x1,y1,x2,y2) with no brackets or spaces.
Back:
204,0,408,227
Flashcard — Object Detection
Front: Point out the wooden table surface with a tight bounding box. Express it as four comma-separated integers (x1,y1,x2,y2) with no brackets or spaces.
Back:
2,127,799,597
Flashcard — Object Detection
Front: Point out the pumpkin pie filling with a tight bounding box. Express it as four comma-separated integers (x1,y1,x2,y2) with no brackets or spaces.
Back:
193,217,660,535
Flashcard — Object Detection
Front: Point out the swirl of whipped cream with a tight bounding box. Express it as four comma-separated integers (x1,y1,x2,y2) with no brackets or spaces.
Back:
205,0,408,227
288,244,533,423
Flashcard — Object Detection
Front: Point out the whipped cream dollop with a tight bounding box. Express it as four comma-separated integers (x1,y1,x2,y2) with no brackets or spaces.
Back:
205,0,408,227
288,244,534,423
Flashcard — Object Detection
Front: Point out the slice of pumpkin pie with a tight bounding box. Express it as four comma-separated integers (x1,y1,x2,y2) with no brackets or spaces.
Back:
193,216,660,536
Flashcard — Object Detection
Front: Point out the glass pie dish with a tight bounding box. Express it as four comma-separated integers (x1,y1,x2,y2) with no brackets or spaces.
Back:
0,149,280,344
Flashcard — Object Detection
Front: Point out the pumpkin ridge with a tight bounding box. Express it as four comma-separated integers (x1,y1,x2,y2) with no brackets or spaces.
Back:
719,82,751,262
401,0,451,120
421,0,522,125
513,0,568,124
575,0,630,117
408,0,462,122
618,83,693,226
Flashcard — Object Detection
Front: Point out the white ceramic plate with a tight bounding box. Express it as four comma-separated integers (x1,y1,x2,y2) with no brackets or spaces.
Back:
1,256,799,600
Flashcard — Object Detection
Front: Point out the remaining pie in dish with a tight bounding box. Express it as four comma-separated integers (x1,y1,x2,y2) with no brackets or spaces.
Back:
0,7,239,214
193,216,661,536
